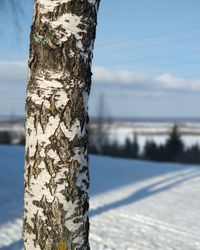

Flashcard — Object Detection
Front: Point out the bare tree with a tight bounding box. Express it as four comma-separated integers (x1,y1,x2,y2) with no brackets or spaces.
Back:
1,1,101,248
95,93,108,152
0,1,101,249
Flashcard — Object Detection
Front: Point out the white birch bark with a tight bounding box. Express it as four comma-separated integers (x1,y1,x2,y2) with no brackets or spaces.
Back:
23,1,100,249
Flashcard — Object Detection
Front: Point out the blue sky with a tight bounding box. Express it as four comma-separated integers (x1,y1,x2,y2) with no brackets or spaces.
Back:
0,0,200,118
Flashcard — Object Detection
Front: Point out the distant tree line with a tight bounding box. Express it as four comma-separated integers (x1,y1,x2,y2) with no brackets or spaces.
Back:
0,131,24,145
89,125,200,164
1,124,200,164
0,131,12,144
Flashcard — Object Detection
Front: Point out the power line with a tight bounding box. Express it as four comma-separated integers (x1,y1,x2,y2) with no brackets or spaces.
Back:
95,36,200,55
98,24,200,47
99,50,200,66
107,60,200,70
153,60,200,69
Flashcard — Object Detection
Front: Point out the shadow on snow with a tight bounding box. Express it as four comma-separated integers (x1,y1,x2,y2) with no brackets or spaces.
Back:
90,168,200,217
0,146,200,229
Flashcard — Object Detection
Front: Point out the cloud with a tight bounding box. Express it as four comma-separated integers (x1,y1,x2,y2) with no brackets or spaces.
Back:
109,91,166,99
92,66,150,85
1,61,200,92
154,73,186,89
92,66,200,91
0,61,28,81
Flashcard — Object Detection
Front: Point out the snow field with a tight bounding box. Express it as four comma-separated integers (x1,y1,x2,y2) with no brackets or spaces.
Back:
0,146,200,249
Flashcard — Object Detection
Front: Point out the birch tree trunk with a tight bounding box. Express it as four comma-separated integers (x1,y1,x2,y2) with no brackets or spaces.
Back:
23,1,100,249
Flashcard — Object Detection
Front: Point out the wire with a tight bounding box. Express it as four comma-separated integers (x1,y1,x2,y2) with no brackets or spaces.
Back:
153,60,200,69
98,24,200,47
106,60,200,69
99,50,200,66
95,36,200,55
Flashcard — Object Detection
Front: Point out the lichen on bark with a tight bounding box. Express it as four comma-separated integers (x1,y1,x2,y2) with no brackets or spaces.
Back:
23,1,100,249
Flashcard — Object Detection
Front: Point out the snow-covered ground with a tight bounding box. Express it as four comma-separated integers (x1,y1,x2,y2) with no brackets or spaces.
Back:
0,146,200,250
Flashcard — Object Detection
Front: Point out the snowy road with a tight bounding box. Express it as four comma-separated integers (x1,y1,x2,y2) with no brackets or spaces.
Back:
0,146,200,249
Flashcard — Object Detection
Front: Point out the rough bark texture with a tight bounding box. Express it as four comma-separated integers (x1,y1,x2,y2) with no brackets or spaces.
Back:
23,1,100,249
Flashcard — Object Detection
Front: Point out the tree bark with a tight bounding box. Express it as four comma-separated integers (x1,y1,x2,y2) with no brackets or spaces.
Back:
23,1,100,249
